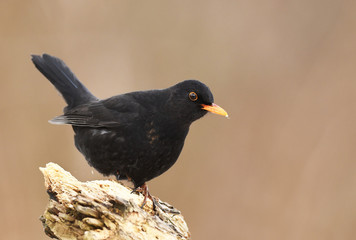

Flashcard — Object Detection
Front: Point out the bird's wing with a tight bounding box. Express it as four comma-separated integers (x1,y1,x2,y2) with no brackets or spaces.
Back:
50,95,141,127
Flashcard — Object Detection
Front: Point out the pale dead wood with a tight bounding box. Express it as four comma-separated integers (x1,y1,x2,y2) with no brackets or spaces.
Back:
39,162,190,240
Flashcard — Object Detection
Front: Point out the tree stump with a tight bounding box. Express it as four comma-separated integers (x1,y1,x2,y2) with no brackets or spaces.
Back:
39,162,190,240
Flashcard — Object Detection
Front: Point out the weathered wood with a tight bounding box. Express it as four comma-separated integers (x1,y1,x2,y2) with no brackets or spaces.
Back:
40,162,190,240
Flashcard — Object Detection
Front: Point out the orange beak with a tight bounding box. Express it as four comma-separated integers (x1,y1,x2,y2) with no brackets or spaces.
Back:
201,103,229,118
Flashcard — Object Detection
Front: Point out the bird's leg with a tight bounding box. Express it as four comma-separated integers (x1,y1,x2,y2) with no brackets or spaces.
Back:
132,183,180,214
140,183,151,209
132,183,152,209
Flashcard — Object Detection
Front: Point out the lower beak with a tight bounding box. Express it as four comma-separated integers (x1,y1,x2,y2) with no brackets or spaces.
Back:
201,103,229,118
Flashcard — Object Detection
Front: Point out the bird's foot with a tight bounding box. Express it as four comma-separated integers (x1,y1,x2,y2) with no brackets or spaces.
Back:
132,183,180,214
132,183,151,208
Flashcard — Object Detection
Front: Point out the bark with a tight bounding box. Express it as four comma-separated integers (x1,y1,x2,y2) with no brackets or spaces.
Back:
39,162,190,240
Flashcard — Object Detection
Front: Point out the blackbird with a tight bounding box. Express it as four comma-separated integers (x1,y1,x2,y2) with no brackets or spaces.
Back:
32,54,228,209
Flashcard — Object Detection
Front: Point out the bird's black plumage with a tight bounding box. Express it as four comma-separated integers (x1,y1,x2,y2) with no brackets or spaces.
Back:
32,54,227,202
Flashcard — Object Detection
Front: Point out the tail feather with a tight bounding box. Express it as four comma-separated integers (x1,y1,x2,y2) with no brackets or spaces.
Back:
31,54,97,110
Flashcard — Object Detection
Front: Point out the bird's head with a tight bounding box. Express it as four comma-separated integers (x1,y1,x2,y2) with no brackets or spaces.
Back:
167,80,228,124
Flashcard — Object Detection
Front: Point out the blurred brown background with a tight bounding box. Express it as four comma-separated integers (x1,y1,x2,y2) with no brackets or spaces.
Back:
1,0,356,239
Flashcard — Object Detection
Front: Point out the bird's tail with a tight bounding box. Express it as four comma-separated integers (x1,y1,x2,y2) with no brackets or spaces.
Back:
31,54,98,110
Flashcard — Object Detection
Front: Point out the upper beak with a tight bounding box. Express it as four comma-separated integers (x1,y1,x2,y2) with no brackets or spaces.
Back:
201,103,229,118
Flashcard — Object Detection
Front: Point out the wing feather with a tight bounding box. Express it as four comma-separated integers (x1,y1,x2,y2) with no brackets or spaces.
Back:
49,94,141,127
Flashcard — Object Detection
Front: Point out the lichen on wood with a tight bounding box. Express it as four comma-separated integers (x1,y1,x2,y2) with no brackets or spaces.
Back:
39,162,190,240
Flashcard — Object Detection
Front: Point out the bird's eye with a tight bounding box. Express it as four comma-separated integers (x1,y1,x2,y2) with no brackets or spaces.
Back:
189,92,198,101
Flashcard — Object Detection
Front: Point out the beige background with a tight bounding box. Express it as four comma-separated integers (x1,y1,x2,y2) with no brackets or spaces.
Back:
1,0,356,239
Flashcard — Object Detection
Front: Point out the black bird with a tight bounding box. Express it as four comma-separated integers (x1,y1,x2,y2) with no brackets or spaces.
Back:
32,54,228,209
